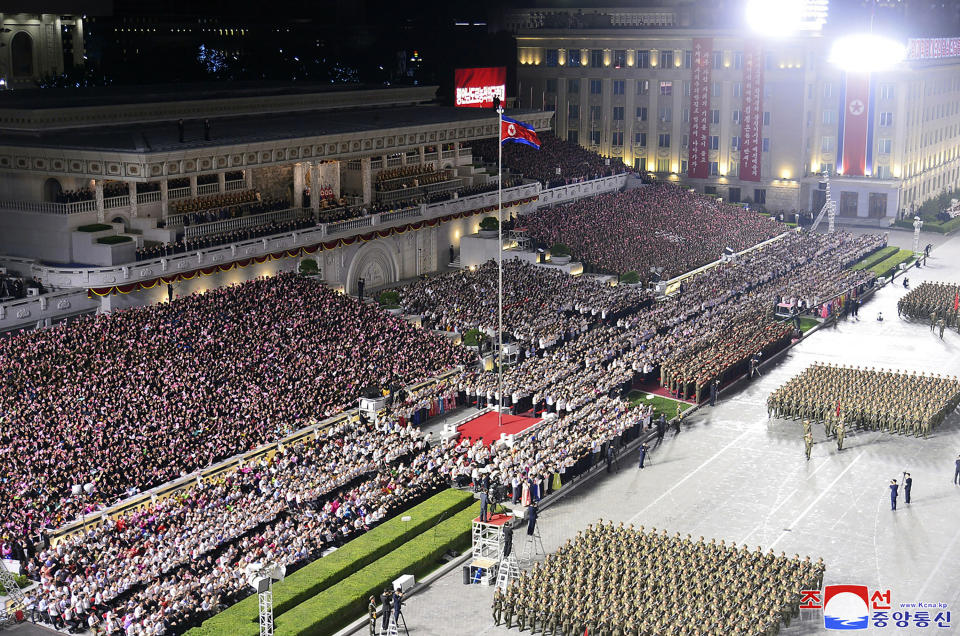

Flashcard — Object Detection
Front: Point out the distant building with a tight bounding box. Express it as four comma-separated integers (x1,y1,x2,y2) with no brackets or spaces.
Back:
1,12,87,88
509,4,960,222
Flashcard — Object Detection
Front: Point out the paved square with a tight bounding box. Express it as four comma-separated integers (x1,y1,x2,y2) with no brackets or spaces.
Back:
399,229,960,636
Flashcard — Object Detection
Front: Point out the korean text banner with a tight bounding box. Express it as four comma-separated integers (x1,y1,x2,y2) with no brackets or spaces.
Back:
455,67,507,108
687,38,713,179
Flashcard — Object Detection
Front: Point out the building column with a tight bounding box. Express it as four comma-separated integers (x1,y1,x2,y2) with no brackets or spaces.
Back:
245,168,254,189
217,171,226,193
310,162,321,218
189,175,198,198
360,157,371,204
419,145,426,167
128,181,138,218
72,18,85,68
95,180,104,223
160,179,169,219
293,162,305,208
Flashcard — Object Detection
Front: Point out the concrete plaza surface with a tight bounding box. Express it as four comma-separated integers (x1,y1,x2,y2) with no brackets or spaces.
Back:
397,231,960,636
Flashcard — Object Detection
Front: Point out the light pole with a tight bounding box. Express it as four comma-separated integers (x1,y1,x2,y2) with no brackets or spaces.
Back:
912,216,923,255
246,561,286,636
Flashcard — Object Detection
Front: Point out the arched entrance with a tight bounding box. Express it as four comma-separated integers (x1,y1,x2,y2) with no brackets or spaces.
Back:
110,215,129,231
11,32,34,78
345,241,400,296
43,178,62,203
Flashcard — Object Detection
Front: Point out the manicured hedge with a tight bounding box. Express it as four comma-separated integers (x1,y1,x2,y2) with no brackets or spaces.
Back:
870,249,915,278
851,246,898,271
186,489,473,636
274,502,480,636
893,216,960,234
77,223,112,232
96,235,133,245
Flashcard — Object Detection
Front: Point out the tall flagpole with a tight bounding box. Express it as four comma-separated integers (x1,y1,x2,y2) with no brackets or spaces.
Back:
497,106,504,428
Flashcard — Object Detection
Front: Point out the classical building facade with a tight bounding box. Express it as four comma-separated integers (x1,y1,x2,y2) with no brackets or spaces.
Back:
0,83,628,329
509,5,960,222
0,12,86,88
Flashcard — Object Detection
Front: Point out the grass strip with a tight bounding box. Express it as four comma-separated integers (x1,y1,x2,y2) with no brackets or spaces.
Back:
274,502,480,636
869,249,915,278
850,246,898,271
186,489,473,636
626,390,693,419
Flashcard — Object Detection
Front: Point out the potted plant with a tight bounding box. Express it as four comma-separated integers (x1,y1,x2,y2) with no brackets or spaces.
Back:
378,290,402,314
550,243,572,265
478,216,499,238
620,271,642,285
299,259,319,276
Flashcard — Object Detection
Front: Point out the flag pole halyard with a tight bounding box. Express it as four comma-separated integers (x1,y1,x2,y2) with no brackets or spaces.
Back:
497,105,504,428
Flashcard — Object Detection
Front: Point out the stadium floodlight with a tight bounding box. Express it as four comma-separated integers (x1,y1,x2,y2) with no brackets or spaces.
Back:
828,33,906,73
746,0,806,38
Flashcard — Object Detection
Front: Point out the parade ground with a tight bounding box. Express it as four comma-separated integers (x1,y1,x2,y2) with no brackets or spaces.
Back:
398,228,960,636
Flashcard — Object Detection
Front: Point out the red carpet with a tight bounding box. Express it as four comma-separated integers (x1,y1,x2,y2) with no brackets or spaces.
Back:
457,411,542,446
474,512,514,526
632,379,698,405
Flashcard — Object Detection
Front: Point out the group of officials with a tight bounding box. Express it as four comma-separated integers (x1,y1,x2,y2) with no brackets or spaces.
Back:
767,363,960,447
492,520,824,636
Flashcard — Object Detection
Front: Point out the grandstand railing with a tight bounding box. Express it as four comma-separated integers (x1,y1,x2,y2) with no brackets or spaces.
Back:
168,186,192,200
30,181,541,290
103,194,130,210
533,173,628,207
224,179,246,192
0,198,98,215
47,367,464,545
136,191,161,205
197,182,220,196
183,207,309,239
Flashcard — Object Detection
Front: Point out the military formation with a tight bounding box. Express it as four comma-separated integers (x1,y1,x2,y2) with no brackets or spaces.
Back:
493,520,825,635
897,282,960,331
767,363,960,443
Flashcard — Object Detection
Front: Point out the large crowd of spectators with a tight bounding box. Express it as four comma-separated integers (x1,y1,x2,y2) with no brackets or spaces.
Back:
467,133,627,188
3,178,894,635
0,274,472,540
523,184,784,279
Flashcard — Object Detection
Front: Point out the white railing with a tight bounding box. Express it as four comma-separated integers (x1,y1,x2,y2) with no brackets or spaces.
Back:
379,206,423,223
184,208,308,239
326,216,373,233
459,148,472,157
103,195,130,210
29,181,542,290
424,152,439,162
197,183,220,196
224,179,246,192
137,191,161,204
533,174,628,207
0,199,98,215
370,159,383,170
386,157,403,167
0,289,97,331
168,187,191,200
441,150,455,159
405,154,421,165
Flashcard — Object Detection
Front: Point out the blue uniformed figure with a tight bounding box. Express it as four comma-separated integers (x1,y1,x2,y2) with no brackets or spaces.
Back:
889,479,899,511
904,473,912,504
526,502,538,536
954,455,960,485
637,443,648,469
479,490,489,522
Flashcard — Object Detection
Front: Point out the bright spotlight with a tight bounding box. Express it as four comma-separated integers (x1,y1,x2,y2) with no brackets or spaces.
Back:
829,33,906,72
746,0,805,37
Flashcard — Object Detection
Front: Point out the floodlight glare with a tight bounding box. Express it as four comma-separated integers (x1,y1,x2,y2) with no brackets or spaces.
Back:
829,33,906,72
746,0,805,37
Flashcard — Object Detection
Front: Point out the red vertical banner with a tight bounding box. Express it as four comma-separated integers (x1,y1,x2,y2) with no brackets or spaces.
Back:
687,38,712,178
740,42,764,182
840,72,871,176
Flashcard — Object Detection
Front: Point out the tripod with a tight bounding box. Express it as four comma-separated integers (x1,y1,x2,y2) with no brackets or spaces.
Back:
379,610,409,636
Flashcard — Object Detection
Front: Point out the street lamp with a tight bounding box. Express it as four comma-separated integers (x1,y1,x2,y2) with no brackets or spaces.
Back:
912,216,923,255
246,562,286,636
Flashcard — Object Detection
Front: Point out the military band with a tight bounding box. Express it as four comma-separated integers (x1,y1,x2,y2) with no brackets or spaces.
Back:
767,363,960,441
496,520,825,635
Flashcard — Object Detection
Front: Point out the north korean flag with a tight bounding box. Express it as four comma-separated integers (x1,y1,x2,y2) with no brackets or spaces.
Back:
500,115,541,149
